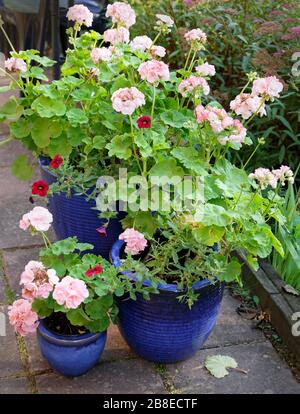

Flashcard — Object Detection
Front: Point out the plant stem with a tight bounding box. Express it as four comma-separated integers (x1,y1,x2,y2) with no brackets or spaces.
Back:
0,137,12,146
129,116,143,175
183,46,192,72
244,99,266,126
151,85,156,121
243,141,261,170
0,25,16,53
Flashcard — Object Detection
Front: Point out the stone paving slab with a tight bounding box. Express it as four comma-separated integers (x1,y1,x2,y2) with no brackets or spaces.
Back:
204,290,264,349
0,137,34,168
0,377,30,394
167,341,300,394
35,359,166,394
0,306,25,378
0,264,6,303
3,247,41,297
0,166,53,250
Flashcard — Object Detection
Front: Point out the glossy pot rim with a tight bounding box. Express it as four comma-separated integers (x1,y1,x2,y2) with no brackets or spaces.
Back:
37,319,106,347
110,239,215,293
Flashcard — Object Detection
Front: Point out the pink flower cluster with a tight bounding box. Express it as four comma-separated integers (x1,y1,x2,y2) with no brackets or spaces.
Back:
20,261,59,300
130,36,152,52
150,45,166,58
184,29,207,43
8,299,39,336
111,87,145,115
230,93,266,120
106,2,136,28
249,166,294,189
53,276,89,309
156,14,174,28
119,228,148,255
178,76,210,97
103,27,130,45
5,57,27,73
195,105,247,145
195,62,216,77
19,206,53,232
66,4,93,27
252,76,283,101
91,47,112,63
138,59,170,84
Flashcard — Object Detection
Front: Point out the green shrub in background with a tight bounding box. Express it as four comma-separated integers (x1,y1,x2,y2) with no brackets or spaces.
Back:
128,0,300,177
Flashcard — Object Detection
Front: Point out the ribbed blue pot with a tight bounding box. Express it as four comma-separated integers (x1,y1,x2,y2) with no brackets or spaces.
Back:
39,157,125,259
37,320,107,377
111,240,224,364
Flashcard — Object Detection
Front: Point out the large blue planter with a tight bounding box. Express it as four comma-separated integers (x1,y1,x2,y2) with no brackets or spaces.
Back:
37,320,107,377
39,157,125,259
111,240,224,364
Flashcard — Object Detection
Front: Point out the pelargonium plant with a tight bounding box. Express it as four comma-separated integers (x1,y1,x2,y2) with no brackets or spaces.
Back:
9,205,160,336
0,3,295,304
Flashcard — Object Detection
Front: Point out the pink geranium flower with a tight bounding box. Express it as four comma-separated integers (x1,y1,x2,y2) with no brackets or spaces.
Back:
19,206,53,232
91,47,112,63
130,36,153,52
106,2,136,28
184,29,207,43
249,168,278,189
111,87,145,115
178,76,210,97
119,228,148,255
53,276,89,309
252,76,283,100
8,299,39,336
5,58,27,73
150,45,166,58
219,119,247,145
272,165,294,185
195,62,216,77
103,27,130,45
156,14,174,28
138,59,170,84
66,4,93,27
20,261,59,300
230,93,266,119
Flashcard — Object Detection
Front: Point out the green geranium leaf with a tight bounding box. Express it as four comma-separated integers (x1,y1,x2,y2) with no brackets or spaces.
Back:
31,118,62,148
47,132,72,157
10,119,31,139
205,355,238,378
11,155,34,180
149,159,184,178
0,96,23,121
218,258,242,283
160,110,189,128
66,308,92,326
85,314,110,333
32,96,66,118
106,134,132,160
199,204,233,227
66,108,88,126
171,147,208,175
31,299,53,317
30,66,49,81
193,225,224,246
67,127,86,146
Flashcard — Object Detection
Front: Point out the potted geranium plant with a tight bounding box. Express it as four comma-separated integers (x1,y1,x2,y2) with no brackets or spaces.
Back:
8,204,159,376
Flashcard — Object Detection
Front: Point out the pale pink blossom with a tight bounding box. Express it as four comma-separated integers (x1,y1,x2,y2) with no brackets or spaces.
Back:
91,47,112,63
20,261,59,300
184,29,207,43
272,165,294,185
252,76,283,100
53,276,89,309
66,4,93,27
156,14,174,28
230,93,266,119
19,207,53,232
206,106,234,133
219,119,247,145
249,168,278,189
150,45,166,58
195,62,216,77
119,228,148,255
8,299,39,336
106,2,136,28
138,59,170,84
178,76,210,97
130,36,152,52
103,27,130,45
111,87,145,115
195,105,209,123
5,57,27,73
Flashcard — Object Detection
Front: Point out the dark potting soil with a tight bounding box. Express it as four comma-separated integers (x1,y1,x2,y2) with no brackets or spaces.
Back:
43,312,88,336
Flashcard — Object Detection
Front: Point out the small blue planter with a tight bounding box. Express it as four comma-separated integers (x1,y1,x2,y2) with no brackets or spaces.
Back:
111,240,224,364
37,320,107,377
39,157,125,259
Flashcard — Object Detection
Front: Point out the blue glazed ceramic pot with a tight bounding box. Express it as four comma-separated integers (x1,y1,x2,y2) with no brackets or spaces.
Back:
37,320,107,377
39,157,125,259
111,240,224,364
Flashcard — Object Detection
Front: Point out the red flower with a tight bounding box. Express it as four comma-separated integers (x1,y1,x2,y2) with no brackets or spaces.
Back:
137,115,151,129
85,264,103,278
96,226,107,237
31,180,49,197
50,154,63,169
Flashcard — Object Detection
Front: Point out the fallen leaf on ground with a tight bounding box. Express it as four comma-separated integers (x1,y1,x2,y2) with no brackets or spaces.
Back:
205,355,247,378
